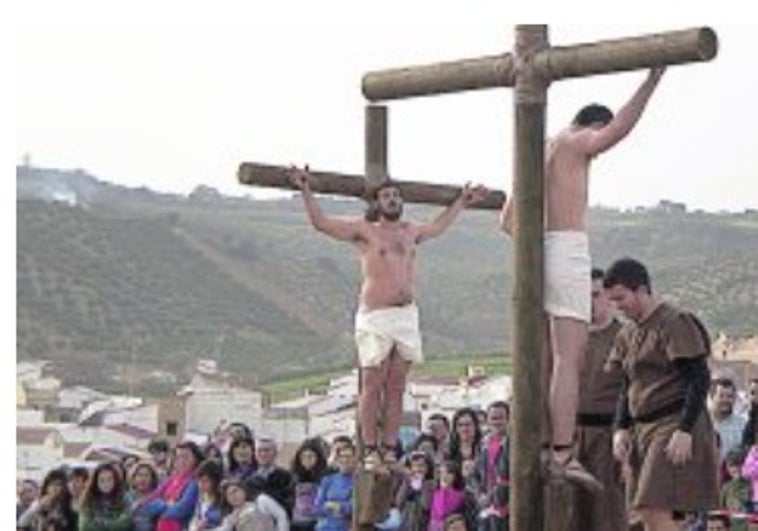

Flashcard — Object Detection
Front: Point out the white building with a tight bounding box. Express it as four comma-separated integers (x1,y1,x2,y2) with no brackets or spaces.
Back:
17,427,66,482
179,361,264,435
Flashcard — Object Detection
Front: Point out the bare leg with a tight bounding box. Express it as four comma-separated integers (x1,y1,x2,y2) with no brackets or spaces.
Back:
542,314,553,449
359,357,390,449
638,508,680,531
549,315,588,448
546,315,602,492
383,349,411,451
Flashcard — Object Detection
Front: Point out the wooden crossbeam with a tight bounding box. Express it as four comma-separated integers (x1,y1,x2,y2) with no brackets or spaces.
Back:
362,27,716,101
237,162,506,210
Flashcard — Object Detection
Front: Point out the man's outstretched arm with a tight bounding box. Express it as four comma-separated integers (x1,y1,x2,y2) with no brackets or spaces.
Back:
287,165,367,243
581,67,666,156
415,183,488,243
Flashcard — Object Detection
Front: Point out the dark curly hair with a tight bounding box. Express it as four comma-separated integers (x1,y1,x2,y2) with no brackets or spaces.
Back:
290,438,329,483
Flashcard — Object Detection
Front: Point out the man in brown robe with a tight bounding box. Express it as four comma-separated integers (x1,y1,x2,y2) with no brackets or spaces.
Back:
606,258,718,531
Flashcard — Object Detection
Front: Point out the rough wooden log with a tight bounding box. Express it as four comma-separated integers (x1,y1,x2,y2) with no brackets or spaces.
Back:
362,27,716,101
237,162,506,210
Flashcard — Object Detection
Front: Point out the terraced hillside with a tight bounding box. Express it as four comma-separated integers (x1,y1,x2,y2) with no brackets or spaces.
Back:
16,166,758,390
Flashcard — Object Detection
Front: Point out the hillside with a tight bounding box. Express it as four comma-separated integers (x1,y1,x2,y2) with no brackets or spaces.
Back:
16,166,758,390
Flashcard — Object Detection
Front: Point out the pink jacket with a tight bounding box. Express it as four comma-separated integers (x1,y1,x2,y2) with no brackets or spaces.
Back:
740,446,758,501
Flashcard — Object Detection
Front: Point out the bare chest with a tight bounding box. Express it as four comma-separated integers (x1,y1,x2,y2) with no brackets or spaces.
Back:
371,227,417,260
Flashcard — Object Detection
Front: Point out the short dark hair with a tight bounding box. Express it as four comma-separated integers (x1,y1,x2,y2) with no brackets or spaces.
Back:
712,378,737,392
444,513,467,530
573,104,613,127
175,441,204,467
487,400,510,416
196,459,225,484
427,413,450,430
368,178,400,201
591,267,605,281
148,438,169,454
603,258,651,293
69,466,90,479
331,435,354,447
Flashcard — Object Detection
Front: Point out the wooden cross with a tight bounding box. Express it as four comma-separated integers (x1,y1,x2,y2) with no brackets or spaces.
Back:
237,25,717,531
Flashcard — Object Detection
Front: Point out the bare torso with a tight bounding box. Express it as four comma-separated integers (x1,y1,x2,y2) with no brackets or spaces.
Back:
356,221,418,311
545,130,591,232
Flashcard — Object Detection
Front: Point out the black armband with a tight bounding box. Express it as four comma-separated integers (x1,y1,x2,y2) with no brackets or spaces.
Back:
673,356,710,432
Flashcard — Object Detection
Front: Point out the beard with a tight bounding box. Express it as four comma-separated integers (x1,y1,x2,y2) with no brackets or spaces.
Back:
379,204,403,221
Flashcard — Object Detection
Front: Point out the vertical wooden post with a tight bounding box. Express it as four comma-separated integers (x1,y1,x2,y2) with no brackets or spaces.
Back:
365,105,388,181
353,104,391,531
511,25,547,531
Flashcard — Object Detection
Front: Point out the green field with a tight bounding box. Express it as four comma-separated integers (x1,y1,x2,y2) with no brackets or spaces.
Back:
260,352,511,403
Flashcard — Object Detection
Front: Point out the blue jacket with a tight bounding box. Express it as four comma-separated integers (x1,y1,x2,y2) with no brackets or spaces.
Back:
313,472,354,531
143,477,199,525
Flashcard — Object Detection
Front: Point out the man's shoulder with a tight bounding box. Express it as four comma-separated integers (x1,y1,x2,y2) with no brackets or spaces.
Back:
552,127,593,148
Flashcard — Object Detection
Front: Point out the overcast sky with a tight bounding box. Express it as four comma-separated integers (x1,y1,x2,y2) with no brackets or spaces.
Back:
15,22,757,212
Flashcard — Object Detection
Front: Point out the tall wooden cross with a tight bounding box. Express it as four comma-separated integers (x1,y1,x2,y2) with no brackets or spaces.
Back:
238,25,717,531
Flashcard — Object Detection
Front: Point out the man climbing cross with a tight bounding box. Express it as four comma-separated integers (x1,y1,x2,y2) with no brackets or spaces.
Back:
500,67,666,489
288,165,487,468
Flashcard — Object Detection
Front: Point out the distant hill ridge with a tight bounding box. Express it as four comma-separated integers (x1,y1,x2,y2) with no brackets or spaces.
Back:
16,165,758,389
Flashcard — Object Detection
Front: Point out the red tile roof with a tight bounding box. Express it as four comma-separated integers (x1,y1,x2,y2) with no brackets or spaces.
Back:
17,427,57,445
104,423,157,440
63,442,91,458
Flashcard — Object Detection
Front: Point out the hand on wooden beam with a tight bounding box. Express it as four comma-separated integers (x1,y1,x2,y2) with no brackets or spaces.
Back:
286,164,312,191
461,182,489,207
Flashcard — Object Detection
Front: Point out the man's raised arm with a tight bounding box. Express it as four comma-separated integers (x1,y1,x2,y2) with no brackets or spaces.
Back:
415,183,488,243
287,166,367,243
581,67,666,156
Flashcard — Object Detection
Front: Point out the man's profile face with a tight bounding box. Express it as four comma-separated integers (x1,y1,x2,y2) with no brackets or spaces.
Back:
591,279,613,324
376,187,403,221
607,284,644,322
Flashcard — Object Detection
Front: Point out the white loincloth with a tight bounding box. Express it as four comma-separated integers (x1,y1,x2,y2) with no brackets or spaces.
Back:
354,303,423,368
545,231,591,323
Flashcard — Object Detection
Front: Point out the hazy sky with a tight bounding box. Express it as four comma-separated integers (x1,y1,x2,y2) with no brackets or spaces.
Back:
16,22,757,212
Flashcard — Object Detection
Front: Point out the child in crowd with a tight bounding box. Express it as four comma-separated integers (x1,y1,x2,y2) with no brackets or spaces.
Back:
742,445,758,514
314,443,357,531
219,477,288,531
127,461,160,531
226,437,258,483
291,438,330,531
428,461,466,531
77,462,132,530
722,448,751,531
17,468,78,531
188,460,224,530
395,450,435,531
